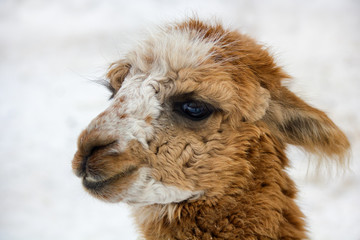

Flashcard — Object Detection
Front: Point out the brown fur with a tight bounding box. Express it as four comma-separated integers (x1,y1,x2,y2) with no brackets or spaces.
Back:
72,19,350,239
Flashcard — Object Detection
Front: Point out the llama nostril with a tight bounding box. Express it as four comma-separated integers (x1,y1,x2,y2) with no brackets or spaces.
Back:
77,140,118,178
87,141,118,156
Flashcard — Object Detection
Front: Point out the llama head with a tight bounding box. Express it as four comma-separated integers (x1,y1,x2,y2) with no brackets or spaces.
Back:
72,19,349,205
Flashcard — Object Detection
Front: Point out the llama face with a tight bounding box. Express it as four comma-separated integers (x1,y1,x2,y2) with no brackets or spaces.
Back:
72,27,238,204
72,20,349,206
72,24,277,204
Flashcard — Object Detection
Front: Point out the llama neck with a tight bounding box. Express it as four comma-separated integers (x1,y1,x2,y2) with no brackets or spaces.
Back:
134,133,307,240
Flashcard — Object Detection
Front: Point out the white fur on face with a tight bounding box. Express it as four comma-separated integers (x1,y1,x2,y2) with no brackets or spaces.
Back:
119,168,203,205
85,27,214,205
128,27,217,74
87,74,161,151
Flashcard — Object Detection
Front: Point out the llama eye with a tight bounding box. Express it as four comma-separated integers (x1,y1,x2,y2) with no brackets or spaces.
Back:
174,101,213,121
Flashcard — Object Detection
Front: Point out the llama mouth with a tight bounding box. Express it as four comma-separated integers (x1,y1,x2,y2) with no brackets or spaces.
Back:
82,165,138,191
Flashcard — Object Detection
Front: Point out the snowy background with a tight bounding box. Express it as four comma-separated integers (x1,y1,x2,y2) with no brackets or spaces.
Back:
0,0,359,239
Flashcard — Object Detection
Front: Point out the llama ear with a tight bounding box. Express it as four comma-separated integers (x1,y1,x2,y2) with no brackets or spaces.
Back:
263,86,350,161
106,60,131,91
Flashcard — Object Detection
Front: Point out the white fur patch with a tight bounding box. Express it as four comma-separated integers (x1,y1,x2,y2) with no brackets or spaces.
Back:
86,74,161,151
127,27,217,73
119,168,203,205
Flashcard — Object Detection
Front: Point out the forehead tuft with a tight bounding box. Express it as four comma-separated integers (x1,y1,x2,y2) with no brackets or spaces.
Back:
127,25,219,74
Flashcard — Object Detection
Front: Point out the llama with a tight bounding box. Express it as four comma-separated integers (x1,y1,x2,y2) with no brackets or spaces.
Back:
72,19,350,240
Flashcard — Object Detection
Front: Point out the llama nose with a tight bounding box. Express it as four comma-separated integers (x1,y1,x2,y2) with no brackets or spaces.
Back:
72,129,118,178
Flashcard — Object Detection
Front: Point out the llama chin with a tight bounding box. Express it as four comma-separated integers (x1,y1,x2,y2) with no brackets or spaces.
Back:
72,18,350,240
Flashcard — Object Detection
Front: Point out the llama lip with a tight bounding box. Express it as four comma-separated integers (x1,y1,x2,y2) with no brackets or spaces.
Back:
82,165,137,190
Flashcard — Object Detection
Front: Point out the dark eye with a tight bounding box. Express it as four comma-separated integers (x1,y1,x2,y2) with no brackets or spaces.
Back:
174,101,213,121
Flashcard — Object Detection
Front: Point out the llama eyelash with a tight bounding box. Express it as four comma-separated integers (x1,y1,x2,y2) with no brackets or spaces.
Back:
93,79,116,100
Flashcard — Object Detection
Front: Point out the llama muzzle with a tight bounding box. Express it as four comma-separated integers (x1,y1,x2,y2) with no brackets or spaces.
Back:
72,128,140,190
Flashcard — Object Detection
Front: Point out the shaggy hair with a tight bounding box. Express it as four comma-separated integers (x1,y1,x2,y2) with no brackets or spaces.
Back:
72,19,350,240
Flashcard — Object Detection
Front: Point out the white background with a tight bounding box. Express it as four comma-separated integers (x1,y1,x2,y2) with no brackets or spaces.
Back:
0,0,359,239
